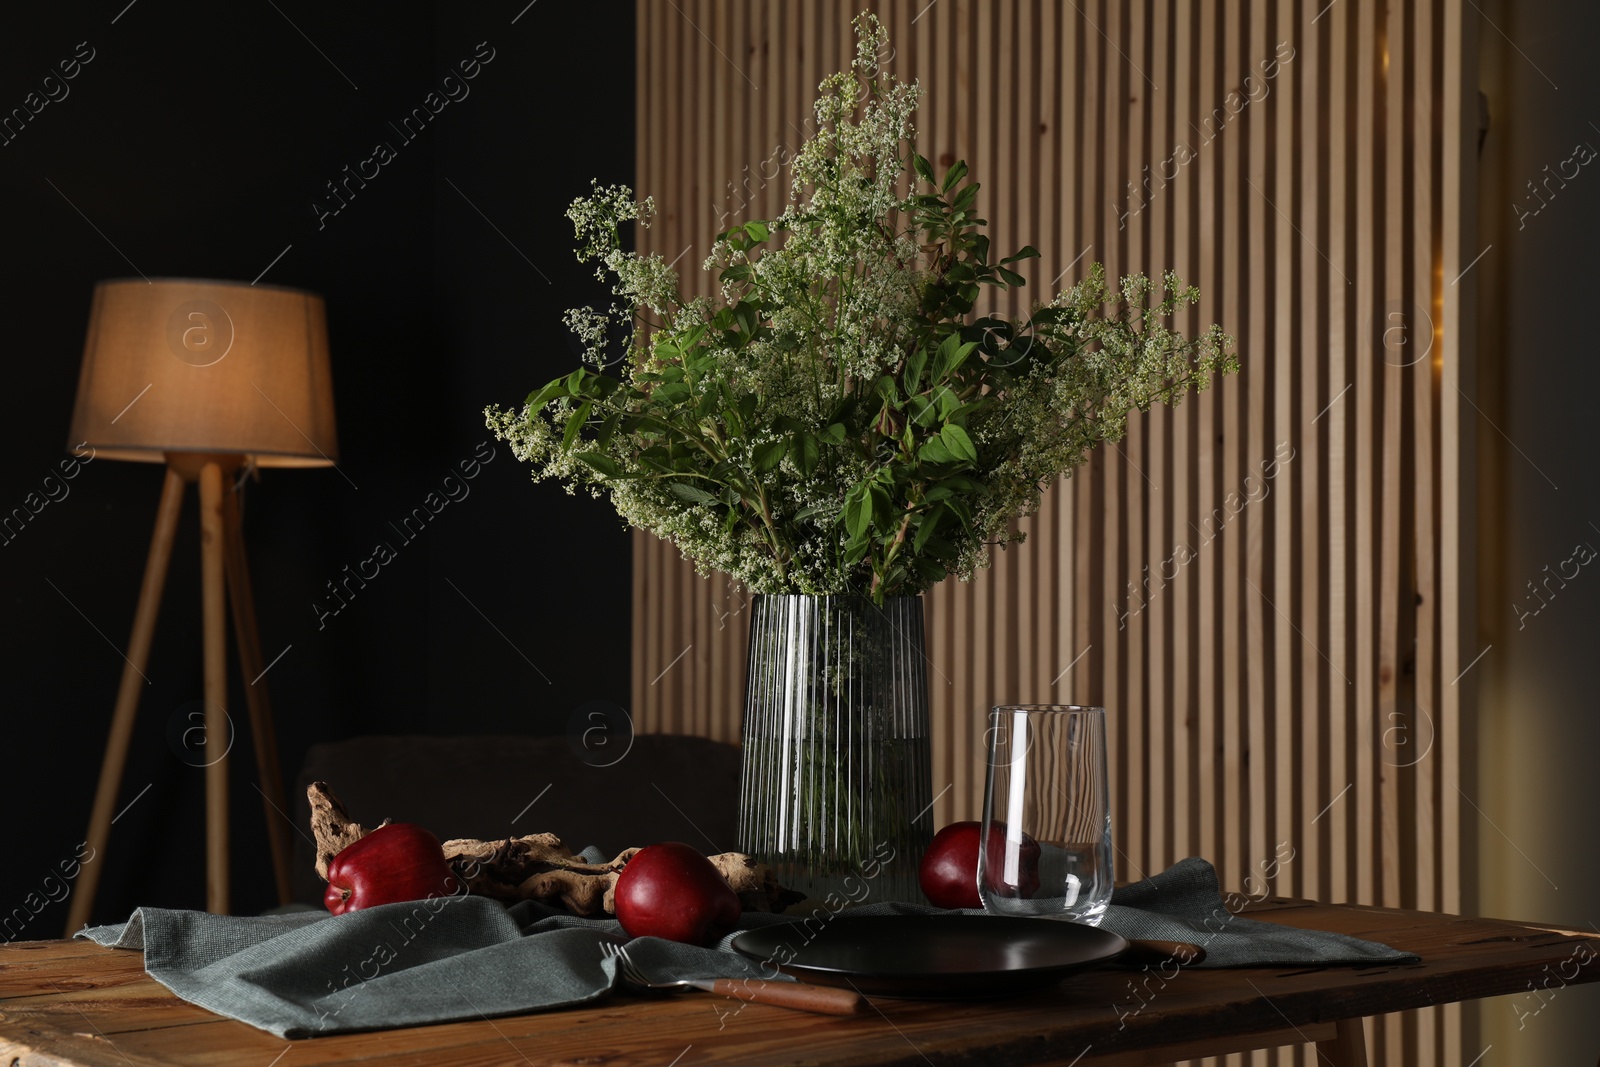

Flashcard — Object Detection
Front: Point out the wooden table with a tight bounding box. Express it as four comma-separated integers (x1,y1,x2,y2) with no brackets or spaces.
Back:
1,900,1596,1066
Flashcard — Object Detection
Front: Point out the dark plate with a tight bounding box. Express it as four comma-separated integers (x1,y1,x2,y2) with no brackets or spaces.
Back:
729,914,1128,998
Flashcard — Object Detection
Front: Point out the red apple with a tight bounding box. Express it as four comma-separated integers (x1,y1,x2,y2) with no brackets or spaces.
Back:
983,823,1042,901
920,822,984,908
614,842,741,946
920,821,1042,908
324,823,461,915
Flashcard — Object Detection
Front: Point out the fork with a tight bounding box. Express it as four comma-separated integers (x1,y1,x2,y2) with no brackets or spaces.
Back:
599,941,865,1015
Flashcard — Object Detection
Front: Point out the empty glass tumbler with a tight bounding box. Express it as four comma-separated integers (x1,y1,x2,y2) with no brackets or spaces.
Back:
978,705,1114,925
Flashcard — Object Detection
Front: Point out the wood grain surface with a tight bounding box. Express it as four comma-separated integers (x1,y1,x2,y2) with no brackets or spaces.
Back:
1,903,1592,1067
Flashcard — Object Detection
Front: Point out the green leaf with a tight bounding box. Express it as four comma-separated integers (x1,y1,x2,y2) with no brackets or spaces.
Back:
668,480,720,506
924,475,982,502
1001,245,1041,264
905,346,928,391
912,153,935,184
595,412,622,448
940,160,969,193
793,432,821,475
868,484,893,531
913,507,944,553
574,452,623,479
720,264,752,284
844,485,874,539
753,438,788,472
818,422,847,445
793,502,831,523
953,339,977,375
743,220,770,243
931,332,960,381
932,334,977,383
906,395,937,428
918,436,953,464
562,401,592,450
941,424,977,463
525,379,568,411
734,303,759,335
655,382,691,405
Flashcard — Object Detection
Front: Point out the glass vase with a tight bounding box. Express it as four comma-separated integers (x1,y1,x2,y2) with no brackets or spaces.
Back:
737,594,933,905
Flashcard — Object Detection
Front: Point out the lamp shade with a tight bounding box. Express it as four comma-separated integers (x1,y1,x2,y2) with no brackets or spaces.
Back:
68,278,338,467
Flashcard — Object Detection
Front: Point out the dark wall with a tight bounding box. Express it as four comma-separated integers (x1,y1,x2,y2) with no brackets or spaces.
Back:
1474,0,1600,1057
0,1,635,931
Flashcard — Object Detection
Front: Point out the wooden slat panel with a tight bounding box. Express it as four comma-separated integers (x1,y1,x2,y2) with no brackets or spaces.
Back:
1219,0,1245,907
1352,0,1379,924
1243,0,1270,925
1438,0,1474,1059
631,4,1474,1059
1327,0,1354,917
1296,0,1324,912
1195,0,1223,897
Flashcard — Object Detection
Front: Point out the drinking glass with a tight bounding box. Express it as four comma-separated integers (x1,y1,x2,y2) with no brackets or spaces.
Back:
978,705,1114,925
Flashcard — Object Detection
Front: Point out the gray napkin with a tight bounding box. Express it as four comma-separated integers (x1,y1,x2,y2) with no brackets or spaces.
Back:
79,895,777,1038
76,856,1413,1037
1099,856,1419,967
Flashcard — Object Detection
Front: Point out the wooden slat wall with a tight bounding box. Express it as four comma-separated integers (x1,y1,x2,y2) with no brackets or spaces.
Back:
632,3,1472,1063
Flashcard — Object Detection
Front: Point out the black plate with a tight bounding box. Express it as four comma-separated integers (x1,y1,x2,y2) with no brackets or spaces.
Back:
729,914,1128,998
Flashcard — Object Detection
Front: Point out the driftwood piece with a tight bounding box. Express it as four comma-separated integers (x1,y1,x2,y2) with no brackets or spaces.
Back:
308,780,381,881
442,834,633,916
707,850,803,916
307,781,801,916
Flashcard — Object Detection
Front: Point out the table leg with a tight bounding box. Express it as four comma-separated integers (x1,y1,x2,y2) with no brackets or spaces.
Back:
1315,1018,1370,1067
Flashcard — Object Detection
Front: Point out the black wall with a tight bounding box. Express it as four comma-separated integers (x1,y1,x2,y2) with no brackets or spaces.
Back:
1,1,635,930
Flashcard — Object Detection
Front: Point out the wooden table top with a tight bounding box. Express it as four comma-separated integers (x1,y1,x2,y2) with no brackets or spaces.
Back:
0,900,1595,1066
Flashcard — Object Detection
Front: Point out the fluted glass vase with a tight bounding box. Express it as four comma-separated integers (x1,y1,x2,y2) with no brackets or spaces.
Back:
737,594,933,905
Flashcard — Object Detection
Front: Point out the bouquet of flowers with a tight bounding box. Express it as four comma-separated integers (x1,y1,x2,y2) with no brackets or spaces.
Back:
488,14,1235,604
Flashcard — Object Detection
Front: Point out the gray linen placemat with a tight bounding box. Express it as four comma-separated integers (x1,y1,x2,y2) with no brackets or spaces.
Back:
76,856,1415,1038
1098,856,1418,967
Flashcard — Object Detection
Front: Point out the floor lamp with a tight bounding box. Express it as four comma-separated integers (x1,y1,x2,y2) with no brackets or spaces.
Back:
63,278,339,932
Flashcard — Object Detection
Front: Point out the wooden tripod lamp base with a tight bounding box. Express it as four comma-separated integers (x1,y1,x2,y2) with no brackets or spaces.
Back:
64,456,296,933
